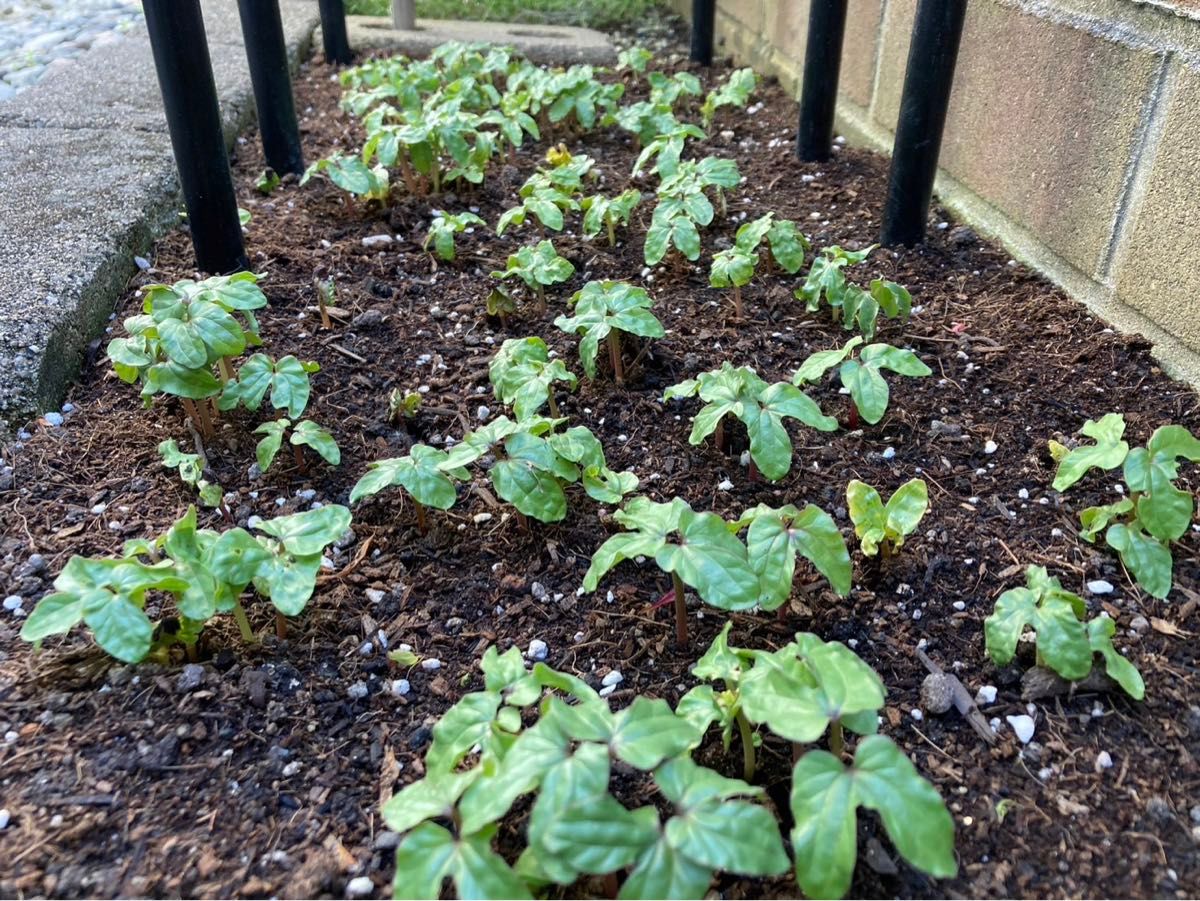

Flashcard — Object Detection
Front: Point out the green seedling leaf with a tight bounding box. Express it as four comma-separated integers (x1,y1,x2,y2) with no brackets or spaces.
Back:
351,444,465,510
489,336,577,419
1087,615,1145,699
554,281,664,380
254,504,352,557
741,503,852,606
1051,413,1129,491
846,478,928,556
393,821,531,901
291,419,341,466
984,565,1092,680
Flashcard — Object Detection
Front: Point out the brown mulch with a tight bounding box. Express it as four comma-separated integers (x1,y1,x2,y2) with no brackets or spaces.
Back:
1,36,1199,901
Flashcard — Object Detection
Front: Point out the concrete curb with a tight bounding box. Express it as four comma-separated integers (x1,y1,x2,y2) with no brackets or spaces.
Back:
0,0,321,437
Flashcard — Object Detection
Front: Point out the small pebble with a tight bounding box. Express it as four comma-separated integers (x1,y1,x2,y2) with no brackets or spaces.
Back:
365,588,386,603
984,440,998,455
3,595,23,612
347,681,369,700
920,673,954,714
347,876,375,897
476,405,490,421
390,679,411,697
282,760,302,777
881,446,895,460
473,512,493,524
420,658,442,671
952,600,966,611
1095,751,1114,772
975,685,998,705
43,412,63,427
717,479,734,491
601,670,624,687
910,708,924,722
527,639,548,661
1087,580,1114,595
1017,488,1029,500
1130,615,1149,633
573,631,585,642
361,234,393,248
1006,714,1036,744
0,809,9,830
531,582,547,601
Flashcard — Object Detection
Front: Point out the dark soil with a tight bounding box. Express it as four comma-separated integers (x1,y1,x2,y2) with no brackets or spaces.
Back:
2,35,1200,901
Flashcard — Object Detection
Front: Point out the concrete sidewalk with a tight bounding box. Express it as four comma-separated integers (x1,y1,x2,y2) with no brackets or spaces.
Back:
0,0,321,437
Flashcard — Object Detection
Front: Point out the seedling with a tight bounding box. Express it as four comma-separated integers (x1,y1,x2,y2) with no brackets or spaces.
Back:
734,212,811,273
580,188,642,246
737,503,852,608
301,153,391,206
489,337,577,419
496,159,592,235
793,336,931,428
491,240,575,314
254,418,341,474
647,70,702,110
645,156,741,265
796,246,913,340
351,444,469,533
583,496,759,647
22,504,351,662
1050,414,1200,598
700,67,757,127
554,281,664,384
664,362,837,482
159,439,224,510
631,122,705,178
424,211,485,262
383,648,787,900
708,246,756,319
985,565,1144,699
846,478,929,558
486,287,517,327
544,65,624,131
107,273,268,438
679,625,957,899
218,354,319,419
616,46,653,74
388,389,422,423
315,277,336,329
255,169,281,195
438,416,637,525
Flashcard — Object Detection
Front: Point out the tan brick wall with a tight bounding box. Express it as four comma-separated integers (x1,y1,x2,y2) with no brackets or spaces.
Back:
670,0,1200,379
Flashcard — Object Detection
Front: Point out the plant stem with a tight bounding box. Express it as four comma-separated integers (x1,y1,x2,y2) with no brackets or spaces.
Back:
732,283,743,319
606,218,616,247
607,331,625,383
232,600,255,643
714,419,726,454
318,296,332,330
847,401,859,431
218,357,234,383
547,393,561,418
736,709,756,782
194,398,215,440
431,160,441,195
293,444,307,475
717,187,727,218
181,398,203,436
414,500,428,535
672,572,688,649
185,641,198,664
829,719,845,759
396,148,418,194
535,283,546,315
602,873,619,899
516,510,530,532
275,611,288,641
748,457,759,483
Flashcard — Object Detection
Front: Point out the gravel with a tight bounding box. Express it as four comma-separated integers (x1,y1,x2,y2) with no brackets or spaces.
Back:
0,0,142,98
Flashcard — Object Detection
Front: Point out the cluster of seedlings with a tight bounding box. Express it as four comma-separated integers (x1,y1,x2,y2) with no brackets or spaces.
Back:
22,39,1199,901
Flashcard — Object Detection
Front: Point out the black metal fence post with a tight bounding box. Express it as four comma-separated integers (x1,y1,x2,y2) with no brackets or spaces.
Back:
237,0,305,176
690,0,715,66
143,0,247,274
796,0,848,161
880,0,968,246
318,0,352,65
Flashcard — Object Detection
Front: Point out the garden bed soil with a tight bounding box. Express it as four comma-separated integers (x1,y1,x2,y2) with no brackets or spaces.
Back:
2,39,1200,901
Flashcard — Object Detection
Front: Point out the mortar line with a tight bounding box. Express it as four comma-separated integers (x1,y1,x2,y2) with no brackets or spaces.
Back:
1099,51,1175,282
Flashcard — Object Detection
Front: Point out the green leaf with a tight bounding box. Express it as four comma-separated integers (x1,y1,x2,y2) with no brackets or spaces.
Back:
691,622,745,683
656,508,760,611
382,769,479,835
291,419,341,466
1078,498,1134,542
793,337,862,386
254,504,352,556
860,343,931,378
393,822,531,901
791,735,955,900
542,795,659,875
846,480,886,556
664,787,787,876
1106,522,1173,599
620,836,714,900
555,281,664,380
765,219,809,273
427,691,503,771
610,697,701,770
744,503,852,607
270,356,317,417
1052,413,1129,491
254,419,287,471
142,361,221,400
253,550,322,616
709,247,757,289
869,279,912,319
1087,616,1145,700
984,567,1092,680
84,593,154,663
840,358,890,424
206,528,269,587
883,478,929,547
21,592,87,642
352,445,462,510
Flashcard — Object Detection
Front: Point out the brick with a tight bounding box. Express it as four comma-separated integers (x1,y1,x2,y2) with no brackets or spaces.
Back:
875,0,1162,275
1113,62,1200,351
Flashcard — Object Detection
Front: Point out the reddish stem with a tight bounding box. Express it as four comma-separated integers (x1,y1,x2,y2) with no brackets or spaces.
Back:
607,331,625,384
672,572,688,649
275,611,288,641
732,283,743,320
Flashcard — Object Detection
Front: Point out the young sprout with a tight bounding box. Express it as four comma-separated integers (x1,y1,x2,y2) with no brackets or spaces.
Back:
300,153,391,207
491,240,575,315
631,122,705,178
583,496,758,647
254,418,341,475
796,245,912,339
664,362,836,482
158,439,225,511
387,389,422,424
1051,415,1200,598
646,70,703,110
255,169,280,195
734,212,811,273
423,210,486,262
315,277,336,329
488,336,577,419
985,565,1144,699
617,45,653,75
554,281,664,384
700,67,757,127
737,503,852,609
709,245,757,319
580,188,642,246
351,444,468,534
845,478,928,559
793,336,931,429
218,354,320,419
